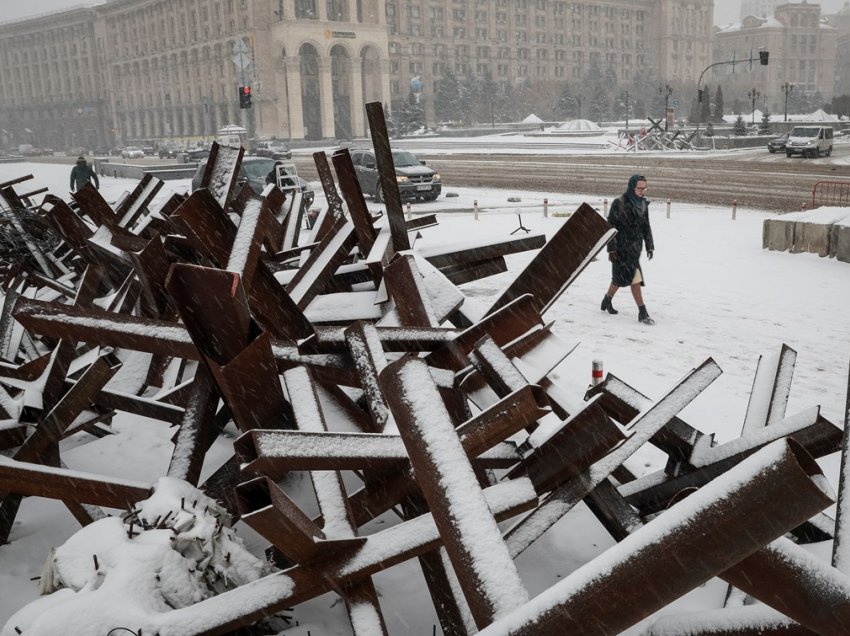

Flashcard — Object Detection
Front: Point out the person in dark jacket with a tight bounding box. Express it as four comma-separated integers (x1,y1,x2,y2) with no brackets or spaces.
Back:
69,156,100,192
601,174,656,325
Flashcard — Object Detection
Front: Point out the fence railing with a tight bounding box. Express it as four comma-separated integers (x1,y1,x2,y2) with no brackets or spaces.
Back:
812,180,850,209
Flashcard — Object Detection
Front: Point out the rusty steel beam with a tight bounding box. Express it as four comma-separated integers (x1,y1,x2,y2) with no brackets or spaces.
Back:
647,606,816,635
741,344,797,434
115,173,164,228
167,364,220,485
13,297,342,377
166,265,253,366
170,188,314,342
236,476,364,564
285,215,358,309
507,397,624,495
383,253,438,327
505,358,722,557
313,150,345,221
332,148,378,258
381,357,529,628
226,196,283,281
341,579,390,636
623,406,842,517
419,234,545,270
467,335,529,399
586,372,705,469
127,234,176,319
426,294,544,371
438,256,508,286
833,350,850,572
344,321,391,432
486,202,616,316
480,440,832,636
13,352,119,465
236,430,409,474
71,182,119,229
0,455,151,508
720,536,850,635
207,332,293,433
365,102,410,251
582,478,644,542
197,142,244,212
339,384,549,527
299,325,456,354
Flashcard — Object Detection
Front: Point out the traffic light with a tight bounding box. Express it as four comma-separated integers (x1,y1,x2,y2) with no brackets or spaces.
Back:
759,50,769,65
239,85,252,109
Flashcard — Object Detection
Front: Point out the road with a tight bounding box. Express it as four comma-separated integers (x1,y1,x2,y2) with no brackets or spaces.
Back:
289,140,850,212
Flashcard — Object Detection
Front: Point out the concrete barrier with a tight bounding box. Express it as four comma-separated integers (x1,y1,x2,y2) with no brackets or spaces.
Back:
762,219,795,252
762,216,850,263
792,221,830,257
835,223,850,263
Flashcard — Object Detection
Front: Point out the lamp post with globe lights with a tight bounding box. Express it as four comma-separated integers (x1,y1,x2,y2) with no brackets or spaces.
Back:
782,83,794,122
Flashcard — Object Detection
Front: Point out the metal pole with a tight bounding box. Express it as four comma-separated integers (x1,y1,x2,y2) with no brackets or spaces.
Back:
543,198,548,218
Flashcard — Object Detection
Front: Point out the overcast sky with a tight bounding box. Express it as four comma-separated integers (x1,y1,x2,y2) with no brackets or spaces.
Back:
0,0,848,29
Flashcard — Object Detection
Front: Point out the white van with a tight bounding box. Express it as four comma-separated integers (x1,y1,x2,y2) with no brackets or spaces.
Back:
215,124,248,148
785,126,833,158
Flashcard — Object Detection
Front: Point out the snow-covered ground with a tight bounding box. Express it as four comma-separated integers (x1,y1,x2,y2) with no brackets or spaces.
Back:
1,159,849,635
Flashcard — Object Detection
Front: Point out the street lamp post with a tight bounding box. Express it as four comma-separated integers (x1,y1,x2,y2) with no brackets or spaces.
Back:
782,82,794,122
662,84,672,132
748,88,761,124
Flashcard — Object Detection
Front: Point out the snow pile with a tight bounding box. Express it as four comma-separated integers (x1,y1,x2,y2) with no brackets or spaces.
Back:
2,477,270,636
521,113,544,124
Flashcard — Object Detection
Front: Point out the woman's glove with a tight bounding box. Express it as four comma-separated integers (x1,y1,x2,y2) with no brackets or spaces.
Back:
647,250,654,260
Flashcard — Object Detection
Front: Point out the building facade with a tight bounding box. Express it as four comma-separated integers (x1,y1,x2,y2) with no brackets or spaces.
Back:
0,0,715,150
713,3,837,115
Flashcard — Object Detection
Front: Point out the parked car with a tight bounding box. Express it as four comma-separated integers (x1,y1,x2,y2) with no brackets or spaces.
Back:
158,143,180,159
191,156,314,206
255,140,292,160
351,149,441,202
767,132,788,153
142,145,156,156
121,146,145,159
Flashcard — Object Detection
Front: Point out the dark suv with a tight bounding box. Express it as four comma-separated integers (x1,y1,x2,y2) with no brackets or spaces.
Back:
191,156,314,206
351,149,441,202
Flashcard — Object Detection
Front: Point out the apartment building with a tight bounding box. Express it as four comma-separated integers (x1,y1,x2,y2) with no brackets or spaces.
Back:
0,0,716,148
713,3,837,114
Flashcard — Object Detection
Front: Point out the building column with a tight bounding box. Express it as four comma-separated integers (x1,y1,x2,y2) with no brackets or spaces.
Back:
347,0,358,21
380,57,392,119
284,56,305,140
318,57,336,139
351,59,365,137
316,0,328,20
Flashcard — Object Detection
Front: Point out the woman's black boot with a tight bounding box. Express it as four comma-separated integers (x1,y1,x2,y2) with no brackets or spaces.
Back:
638,305,655,325
601,295,618,315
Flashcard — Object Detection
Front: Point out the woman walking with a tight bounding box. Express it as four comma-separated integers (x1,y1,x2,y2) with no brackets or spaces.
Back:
600,174,656,325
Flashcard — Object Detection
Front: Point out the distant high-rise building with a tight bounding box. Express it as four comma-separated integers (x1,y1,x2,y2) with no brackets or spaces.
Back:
741,0,782,19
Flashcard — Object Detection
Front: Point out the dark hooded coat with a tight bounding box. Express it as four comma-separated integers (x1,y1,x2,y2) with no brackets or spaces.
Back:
606,175,654,287
70,158,99,192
